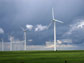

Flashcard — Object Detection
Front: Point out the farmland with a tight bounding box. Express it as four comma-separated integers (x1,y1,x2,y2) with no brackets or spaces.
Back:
0,50,84,63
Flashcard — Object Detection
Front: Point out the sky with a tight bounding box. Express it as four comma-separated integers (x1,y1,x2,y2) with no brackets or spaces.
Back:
0,0,84,50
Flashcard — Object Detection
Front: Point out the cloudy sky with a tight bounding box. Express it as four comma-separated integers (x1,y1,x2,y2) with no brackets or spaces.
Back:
0,0,84,50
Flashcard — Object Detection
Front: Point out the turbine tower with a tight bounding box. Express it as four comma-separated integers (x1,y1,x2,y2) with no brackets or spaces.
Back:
52,8,63,51
1,39,4,51
9,36,14,51
21,27,27,51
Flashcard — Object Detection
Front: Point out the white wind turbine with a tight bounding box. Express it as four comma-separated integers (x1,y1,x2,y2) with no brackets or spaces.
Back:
9,36,14,51
1,39,4,51
51,8,64,51
21,27,27,51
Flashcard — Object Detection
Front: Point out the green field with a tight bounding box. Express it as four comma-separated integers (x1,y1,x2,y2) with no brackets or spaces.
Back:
0,50,84,63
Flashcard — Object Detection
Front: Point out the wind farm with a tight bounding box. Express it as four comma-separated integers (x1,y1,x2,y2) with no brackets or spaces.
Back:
0,8,84,63
0,0,84,63
0,8,64,51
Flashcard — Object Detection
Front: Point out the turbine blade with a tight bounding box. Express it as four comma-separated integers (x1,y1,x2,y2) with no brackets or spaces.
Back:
54,19,64,23
56,20,64,23
47,21,53,29
52,8,55,20
21,27,25,31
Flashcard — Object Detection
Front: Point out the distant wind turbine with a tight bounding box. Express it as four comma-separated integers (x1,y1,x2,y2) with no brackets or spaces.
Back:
21,27,27,51
49,8,64,51
1,39,4,51
9,36,14,51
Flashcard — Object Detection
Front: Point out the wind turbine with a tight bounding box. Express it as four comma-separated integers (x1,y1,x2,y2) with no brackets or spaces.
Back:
1,39,4,51
52,8,63,51
9,36,14,51
21,27,27,51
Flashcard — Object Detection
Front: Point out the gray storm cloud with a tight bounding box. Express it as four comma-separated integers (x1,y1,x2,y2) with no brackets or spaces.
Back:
0,0,84,48
63,18,84,44
65,19,84,35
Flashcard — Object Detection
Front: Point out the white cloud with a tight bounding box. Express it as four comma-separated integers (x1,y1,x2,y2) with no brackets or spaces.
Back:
58,44,76,47
77,21,84,28
62,39,72,43
26,24,33,31
45,41,75,48
57,40,62,44
35,24,48,32
64,19,84,35
0,28,4,34
46,44,76,48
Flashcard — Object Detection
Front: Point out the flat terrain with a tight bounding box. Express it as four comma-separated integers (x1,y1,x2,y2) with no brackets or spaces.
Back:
0,50,84,63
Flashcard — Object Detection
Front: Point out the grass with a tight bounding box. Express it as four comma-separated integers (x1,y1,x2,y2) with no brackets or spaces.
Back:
0,50,84,63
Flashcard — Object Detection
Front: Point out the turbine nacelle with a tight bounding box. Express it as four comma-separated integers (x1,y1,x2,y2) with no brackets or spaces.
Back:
21,27,28,32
